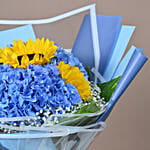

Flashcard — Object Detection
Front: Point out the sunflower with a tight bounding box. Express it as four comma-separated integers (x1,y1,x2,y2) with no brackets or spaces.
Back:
57,61,92,101
0,38,58,68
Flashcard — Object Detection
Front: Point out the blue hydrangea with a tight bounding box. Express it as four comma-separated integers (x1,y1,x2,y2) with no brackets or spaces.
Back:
0,64,82,118
51,46,88,80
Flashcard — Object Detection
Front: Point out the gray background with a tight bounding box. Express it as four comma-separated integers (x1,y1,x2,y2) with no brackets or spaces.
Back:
0,0,149,149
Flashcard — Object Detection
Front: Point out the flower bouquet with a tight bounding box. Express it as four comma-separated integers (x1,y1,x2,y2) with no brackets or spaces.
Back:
0,4,148,150
0,38,118,149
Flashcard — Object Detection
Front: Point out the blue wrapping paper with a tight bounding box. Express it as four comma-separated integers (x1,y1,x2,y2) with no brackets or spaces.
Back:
0,25,36,48
72,14,122,75
103,25,135,81
98,49,148,121
112,45,136,79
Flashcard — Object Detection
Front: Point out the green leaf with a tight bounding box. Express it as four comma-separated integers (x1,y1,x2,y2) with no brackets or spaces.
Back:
97,76,121,102
58,101,101,126
74,101,100,114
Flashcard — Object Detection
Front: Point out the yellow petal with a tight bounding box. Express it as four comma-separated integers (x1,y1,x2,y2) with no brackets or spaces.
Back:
21,55,29,68
26,38,34,54
30,54,40,65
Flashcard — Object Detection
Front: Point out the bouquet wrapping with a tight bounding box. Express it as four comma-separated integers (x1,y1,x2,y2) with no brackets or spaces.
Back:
0,4,148,150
